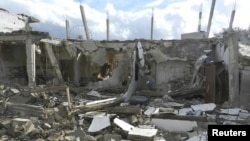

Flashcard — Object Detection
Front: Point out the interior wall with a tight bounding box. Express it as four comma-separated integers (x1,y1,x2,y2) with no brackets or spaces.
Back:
156,60,191,85
0,43,27,85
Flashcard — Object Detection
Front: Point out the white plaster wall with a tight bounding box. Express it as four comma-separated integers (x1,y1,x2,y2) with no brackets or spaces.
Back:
156,61,190,84
0,10,26,32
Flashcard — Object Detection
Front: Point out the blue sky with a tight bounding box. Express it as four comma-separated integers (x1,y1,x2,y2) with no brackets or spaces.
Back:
0,0,249,40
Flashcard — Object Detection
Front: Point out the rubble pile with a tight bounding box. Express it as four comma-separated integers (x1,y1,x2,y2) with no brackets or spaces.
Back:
0,84,250,141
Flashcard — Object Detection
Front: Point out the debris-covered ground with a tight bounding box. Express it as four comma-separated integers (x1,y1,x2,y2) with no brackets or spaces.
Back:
0,83,250,141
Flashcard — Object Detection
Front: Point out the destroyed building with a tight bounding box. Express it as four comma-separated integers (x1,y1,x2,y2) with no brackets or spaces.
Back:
0,6,250,141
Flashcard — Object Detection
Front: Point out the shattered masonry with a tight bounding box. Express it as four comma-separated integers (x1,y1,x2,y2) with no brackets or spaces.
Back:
0,8,250,141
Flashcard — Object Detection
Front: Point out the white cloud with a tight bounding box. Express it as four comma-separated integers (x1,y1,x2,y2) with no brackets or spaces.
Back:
1,0,250,40
105,3,117,16
144,0,164,8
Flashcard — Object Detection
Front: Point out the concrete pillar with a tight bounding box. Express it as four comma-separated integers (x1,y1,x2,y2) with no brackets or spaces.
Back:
44,43,63,83
74,52,81,85
198,3,202,32
26,36,36,87
228,32,240,107
80,5,90,40
66,19,70,39
229,10,235,31
106,18,110,41
150,8,154,40
206,0,216,38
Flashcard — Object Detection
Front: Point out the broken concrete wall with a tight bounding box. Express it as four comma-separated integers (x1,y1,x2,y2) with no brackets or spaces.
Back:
0,36,223,89
239,43,250,110
0,9,27,33
85,41,134,88
156,60,191,85
56,39,218,89
0,42,27,85
136,39,213,90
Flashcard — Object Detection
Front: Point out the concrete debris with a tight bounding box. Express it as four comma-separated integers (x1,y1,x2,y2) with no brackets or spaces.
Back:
103,134,122,141
144,106,157,116
191,103,216,112
178,108,193,115
10,88,20,94
149,119,198,132
114,118,135,132
239,111,250,119
129,95,149,105
162,102,184,108
163,131,189,141
186,132,207,141
106,105,142,115
114,118,158,141
11,118,36,136
128,127,158,141
0,83,249,141
220,108,242,115
88,116,111,133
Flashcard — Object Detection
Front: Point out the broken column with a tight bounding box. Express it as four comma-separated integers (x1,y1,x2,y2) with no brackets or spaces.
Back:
228,32,240,107
26,36,36,87
44,43,63,83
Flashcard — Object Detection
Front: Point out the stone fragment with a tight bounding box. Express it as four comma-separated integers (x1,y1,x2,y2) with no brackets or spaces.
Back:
239,111,250,119
220,108,242,115
10,88,20,94
128,127,158,141
114,118,134,132
178,108,193,115
144,107,156,116
103,134,122,141
191,103,216,112
130,96,149,105
11,118,36,137
88,116,111,133
162,102,184,108
150,119,197,132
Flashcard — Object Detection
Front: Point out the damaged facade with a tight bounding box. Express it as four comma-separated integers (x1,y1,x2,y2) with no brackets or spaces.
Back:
0,8,250,141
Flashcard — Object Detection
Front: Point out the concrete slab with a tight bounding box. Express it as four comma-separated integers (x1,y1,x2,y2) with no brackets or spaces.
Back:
114,118,134,132
144,107,156,116
186,135,207,141
10,88,20,94
88,116,111,133
162,102,184,108
220,108,242,115
191,103,216,112
150,119,198,132
178,108,193,115
130,95,149,105
219,115,238,121
239,111,250,119
128,127,158,141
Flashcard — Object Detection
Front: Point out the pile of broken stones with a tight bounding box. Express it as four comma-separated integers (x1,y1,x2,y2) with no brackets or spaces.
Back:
0,84,250,141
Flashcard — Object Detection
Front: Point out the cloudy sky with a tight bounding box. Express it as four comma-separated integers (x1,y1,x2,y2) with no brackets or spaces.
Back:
1,0,249,40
